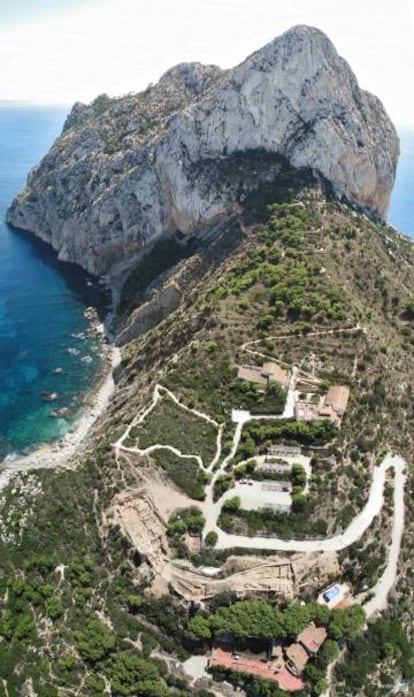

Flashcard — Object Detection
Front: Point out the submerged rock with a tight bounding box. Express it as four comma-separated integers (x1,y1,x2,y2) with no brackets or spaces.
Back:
49,407,73,419
42,391,59,402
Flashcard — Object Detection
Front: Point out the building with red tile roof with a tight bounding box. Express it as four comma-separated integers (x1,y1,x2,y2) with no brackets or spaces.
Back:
297,622,328,654
285,642,310,675
209,647,305,692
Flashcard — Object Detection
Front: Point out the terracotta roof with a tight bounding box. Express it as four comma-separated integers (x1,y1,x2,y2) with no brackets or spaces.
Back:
237,362,290,388
237,366,267,386
295,403,319,422
318,406,336,417
285,642,309,674
298,622,327,654
325,385,350,414
210,648,304,692
318,404,340,426
262,362,290,387
274,666,305,692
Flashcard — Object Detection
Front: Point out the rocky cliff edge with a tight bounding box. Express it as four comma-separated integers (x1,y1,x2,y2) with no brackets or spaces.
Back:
7,25,399,275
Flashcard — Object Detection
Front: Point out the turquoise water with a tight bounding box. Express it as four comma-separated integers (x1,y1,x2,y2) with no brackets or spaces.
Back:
389,128,414,238
0,105,109,457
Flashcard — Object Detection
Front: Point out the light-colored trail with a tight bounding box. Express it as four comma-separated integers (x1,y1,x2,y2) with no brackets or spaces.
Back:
112,330,406,625
320,458,406,696
210,455,406,554
241,325,363,365
358,458,407,618
115,383,222,471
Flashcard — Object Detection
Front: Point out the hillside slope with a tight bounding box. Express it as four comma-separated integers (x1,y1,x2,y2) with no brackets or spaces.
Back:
0,175,414,695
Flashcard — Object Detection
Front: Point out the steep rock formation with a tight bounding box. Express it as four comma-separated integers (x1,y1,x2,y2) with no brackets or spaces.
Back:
7,25,399,275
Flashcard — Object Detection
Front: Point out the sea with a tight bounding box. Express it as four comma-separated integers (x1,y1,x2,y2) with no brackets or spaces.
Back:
388,128,414,238
0,106,412,458
0,105,110,459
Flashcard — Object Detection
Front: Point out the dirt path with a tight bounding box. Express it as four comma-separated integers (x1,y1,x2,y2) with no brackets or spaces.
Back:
112,332,406,623
210,455,405,553
357,457,406,618
116,383,221,471
241,324,363,364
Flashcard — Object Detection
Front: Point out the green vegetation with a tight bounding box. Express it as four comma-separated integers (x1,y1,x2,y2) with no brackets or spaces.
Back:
92,93,112,114
103,133,124,155
75,617,116,663
222,496,241,512
204,531,218,547
0,461,221,696
235,461,307,492
188,599,353,641
234,419,335,463
168,507,205,537
229,380,286,415
219,461,323,540
218,504,327,540
189,599,365,695
107,651,168,696
3,180,414,696
213,473,234,501
212,203,346,326
164,350,236,422
131,393,218,467
150,450,209,500
335,619,414,694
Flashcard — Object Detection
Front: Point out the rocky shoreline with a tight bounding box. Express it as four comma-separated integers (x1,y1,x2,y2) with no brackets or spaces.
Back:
0,340,121,491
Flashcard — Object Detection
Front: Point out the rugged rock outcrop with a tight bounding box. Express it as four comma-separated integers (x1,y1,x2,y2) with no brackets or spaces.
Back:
7,25,399,275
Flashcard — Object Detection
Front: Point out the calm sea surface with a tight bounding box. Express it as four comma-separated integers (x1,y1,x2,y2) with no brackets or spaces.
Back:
389,128,414,238
0,105,108,457
0,107,412,455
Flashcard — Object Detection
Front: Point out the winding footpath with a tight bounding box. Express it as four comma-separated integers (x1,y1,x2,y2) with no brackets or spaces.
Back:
358,456,406,618
211,455,405,555
116,384,222,471
114,327,407,621
116,381,407,615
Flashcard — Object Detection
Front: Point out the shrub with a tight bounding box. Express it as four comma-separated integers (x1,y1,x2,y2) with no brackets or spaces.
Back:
205,531,218,547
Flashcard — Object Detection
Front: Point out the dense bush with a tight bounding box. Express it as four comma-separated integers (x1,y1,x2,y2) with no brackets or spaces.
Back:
235,419,335,463
188,599,365,643
336,619,414,692
212,203,346,326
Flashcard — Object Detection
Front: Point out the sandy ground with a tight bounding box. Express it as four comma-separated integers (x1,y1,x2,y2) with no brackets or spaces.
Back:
0,345,121,491
182,656,209,680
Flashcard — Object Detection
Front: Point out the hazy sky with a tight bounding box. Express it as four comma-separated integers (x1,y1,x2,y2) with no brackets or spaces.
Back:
0,0,412,127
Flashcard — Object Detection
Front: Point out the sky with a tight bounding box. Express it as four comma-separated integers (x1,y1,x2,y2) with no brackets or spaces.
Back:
0,0,412,128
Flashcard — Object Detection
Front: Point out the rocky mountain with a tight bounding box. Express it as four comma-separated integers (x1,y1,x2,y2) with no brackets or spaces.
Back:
2,26,414,697
7,25,399,276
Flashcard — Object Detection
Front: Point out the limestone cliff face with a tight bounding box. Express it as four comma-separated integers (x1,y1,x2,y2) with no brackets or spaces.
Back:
7,25,399,275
